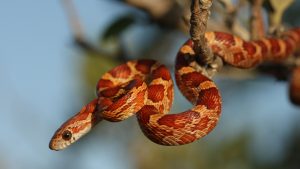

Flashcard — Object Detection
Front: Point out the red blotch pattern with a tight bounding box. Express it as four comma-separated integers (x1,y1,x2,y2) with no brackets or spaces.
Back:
214,32,235,47
152,65,171,80
284,39,294,56
181,72,209,88
289,67,300,105
233,52,245,64
136,60,155,74
269,38,280,55
110,64,131,78
167,85,173,108
255,40,268,56
147,84,165,102
157,111,200,129
100,87,120,98
197,87,221,111
243,41,256,55
97,79,113,89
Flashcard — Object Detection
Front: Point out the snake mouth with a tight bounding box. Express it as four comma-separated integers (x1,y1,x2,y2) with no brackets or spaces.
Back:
49,140,58,151
49,143,59,151
49,139,70,151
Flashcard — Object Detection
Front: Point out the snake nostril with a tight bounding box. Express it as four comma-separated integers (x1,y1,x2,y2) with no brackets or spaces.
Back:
62,130,72,141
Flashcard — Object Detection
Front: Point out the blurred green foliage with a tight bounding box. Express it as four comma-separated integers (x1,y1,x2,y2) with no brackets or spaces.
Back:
102,14,136,42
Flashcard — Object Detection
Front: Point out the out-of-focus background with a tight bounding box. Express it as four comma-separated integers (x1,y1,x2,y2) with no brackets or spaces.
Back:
1,0,300,169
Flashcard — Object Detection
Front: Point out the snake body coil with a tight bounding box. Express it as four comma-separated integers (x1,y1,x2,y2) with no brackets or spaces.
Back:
50,28,300,150
290,67,300,105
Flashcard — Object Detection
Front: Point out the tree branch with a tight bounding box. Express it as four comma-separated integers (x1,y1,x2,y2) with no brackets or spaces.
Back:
190,0,214,65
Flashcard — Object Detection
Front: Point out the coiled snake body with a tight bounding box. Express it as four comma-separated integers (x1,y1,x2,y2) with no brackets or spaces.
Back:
49,28,300,151
290,67,300,105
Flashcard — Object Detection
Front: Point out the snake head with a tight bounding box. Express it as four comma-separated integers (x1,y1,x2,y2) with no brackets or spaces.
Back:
49,99,99,151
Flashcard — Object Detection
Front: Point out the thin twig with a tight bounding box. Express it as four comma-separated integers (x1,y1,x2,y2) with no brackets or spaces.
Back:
249,0,265,39
62,0,86,41
61,0,98,53
217,0,237,30
217,0,249,39
190,0,214,65
61,0,124,60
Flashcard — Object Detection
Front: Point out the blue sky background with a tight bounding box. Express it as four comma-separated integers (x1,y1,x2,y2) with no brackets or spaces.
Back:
0,1,135,169
0,1,300,169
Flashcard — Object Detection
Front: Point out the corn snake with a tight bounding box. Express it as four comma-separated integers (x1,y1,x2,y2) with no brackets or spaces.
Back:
49,28,300,151
290,66,300,105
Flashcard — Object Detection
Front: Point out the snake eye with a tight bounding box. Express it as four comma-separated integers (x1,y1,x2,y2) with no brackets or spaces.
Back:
62,130,72,140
